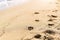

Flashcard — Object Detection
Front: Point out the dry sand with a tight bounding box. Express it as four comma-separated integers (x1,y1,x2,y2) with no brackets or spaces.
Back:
0,0,60,40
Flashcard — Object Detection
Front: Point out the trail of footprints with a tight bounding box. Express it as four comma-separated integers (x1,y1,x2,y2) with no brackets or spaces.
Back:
21,9,60,40
0,2,60,40
0,9,60,40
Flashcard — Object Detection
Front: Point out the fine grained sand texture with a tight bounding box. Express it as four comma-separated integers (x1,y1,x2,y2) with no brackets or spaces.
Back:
0,0,60,40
